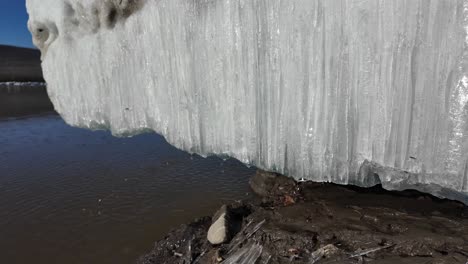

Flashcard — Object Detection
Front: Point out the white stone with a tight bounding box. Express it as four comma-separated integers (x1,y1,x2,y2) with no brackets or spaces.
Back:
207,212,227,245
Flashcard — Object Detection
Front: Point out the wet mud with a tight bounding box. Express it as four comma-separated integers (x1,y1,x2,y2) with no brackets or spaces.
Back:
138,170,468,264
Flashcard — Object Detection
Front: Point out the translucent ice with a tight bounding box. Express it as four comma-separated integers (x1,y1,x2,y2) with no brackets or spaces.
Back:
26,0,468,203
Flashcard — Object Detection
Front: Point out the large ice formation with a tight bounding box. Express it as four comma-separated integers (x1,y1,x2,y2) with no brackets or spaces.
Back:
27,0,468,203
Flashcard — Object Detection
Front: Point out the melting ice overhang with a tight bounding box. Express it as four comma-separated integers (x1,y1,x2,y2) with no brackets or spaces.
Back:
27,0,468,204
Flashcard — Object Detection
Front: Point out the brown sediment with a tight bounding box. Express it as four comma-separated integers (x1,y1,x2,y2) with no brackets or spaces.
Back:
137,170,468,264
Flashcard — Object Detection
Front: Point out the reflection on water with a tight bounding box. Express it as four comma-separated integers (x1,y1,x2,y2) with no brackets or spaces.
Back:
0,89,255,264
0,84,54,118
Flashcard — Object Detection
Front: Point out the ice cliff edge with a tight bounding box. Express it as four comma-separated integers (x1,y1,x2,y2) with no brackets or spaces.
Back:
26,0,468,203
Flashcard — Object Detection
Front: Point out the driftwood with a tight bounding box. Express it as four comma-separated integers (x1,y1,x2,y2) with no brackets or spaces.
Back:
222,242,263,264
227,219,265,254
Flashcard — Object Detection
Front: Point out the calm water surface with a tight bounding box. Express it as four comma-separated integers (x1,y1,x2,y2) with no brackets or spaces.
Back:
0,89,255,264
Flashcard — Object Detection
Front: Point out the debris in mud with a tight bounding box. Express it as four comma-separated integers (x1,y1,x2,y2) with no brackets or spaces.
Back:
138,170,468,264
309,244,340,263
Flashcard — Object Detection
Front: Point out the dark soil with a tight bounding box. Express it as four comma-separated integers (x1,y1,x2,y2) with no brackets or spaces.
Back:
138,171,468,264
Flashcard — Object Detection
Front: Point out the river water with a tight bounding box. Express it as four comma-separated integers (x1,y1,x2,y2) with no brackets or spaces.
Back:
0,87,255,264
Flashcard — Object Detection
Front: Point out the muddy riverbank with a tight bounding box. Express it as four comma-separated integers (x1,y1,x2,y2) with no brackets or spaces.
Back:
138,171,468,264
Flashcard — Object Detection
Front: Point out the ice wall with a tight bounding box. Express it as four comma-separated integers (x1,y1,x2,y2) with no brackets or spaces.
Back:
26,0,468,203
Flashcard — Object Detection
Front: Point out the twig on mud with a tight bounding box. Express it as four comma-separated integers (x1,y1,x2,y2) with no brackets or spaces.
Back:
222,242,263,264
190,249,207,264
227,219,266,254
288,255,296,263
349,244,394,258
226,220,253,253
180,237,192,264
262,254,272,264
356,256,364,264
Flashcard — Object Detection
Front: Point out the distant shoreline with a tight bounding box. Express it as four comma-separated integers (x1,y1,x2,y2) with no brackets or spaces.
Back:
0,81,53,118
0,45,43,82
0,81,46,93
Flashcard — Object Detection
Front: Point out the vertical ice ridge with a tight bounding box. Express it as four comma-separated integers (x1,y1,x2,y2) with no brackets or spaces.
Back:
26,0,468,202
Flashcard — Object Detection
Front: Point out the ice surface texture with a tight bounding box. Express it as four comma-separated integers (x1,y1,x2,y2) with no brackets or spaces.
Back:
27,0,468,203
